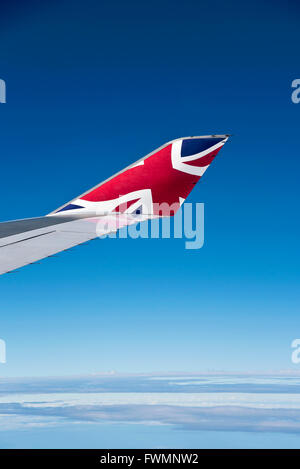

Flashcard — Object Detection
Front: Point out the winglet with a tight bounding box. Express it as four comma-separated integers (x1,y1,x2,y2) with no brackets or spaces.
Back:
49,135,230,217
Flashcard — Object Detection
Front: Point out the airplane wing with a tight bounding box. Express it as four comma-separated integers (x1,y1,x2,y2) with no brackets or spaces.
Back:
0,135,229,275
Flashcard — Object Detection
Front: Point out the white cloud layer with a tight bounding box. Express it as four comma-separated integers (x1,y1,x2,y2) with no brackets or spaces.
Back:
1,374,300,433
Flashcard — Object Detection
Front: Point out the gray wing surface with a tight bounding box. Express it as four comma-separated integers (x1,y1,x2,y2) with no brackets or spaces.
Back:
0,213,147,275
0,216,99,275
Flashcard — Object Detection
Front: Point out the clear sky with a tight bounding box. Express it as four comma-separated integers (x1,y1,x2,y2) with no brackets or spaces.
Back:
0,0,299,377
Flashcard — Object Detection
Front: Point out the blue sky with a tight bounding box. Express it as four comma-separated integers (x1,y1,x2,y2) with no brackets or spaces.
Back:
0,0,300,377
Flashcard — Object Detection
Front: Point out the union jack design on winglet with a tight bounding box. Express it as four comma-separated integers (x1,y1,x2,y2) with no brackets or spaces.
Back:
50,135,229,218
0,134,230,275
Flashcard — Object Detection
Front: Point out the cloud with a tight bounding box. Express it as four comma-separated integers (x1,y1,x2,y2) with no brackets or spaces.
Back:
1,402,300,433
1,374,300,433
